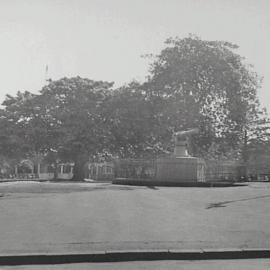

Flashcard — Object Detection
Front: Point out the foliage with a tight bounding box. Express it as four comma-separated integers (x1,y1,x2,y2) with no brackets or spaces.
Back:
1,78,114,180
104,82,162,158
37,77,114,179
0,36,269,180
144,35,268,159
0,91,37,160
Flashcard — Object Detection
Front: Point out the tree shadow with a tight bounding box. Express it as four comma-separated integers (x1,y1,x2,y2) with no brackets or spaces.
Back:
206,194,270,209
146,186,159,190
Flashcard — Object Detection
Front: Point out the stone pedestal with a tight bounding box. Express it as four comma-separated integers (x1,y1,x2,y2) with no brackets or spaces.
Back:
174,141,189,157
156,156,205,182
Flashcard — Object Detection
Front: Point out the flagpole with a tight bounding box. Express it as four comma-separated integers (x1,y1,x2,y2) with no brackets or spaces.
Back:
45,64,49,84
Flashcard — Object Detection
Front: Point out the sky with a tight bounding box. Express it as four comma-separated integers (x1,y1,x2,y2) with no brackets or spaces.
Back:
0,0,269,110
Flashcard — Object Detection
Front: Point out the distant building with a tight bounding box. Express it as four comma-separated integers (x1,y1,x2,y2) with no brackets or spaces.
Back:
86,161,114,181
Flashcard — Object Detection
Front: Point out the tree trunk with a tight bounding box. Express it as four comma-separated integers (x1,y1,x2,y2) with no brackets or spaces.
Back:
72,154,87,181
242,129,248,180
14,165,18,178
53,161,59,180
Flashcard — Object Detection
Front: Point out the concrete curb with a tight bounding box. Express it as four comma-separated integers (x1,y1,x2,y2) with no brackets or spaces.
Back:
1,248,270,265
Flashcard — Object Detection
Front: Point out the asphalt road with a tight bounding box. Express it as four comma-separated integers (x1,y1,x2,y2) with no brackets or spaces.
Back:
0,181,270,255
1,259,270,270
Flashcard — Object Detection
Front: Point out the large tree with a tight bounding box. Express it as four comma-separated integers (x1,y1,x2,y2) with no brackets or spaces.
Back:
37,77,114,180
144,35,268,159
0,78,114,180
0,91,39,161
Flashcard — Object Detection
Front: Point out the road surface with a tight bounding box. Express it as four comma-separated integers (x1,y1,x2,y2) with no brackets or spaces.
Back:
2,259,270,270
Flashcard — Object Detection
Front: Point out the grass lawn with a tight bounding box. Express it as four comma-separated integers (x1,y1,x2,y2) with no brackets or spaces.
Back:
0,181,270,255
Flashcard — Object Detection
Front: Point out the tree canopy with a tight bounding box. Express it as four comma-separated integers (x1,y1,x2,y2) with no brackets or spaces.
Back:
0,35,268,180
143,35,269,158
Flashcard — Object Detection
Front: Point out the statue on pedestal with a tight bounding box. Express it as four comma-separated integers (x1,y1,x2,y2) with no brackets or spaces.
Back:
173,128,199,157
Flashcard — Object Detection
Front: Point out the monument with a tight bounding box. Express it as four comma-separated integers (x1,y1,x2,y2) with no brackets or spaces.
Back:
173,128,199,157
156,128,206,183
113,127,207,186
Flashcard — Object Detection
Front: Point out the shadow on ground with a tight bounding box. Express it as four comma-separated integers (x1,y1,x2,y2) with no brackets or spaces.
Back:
206,194,270,209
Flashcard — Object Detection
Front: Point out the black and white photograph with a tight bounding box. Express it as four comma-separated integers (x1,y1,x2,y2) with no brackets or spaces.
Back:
0,0,270,269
